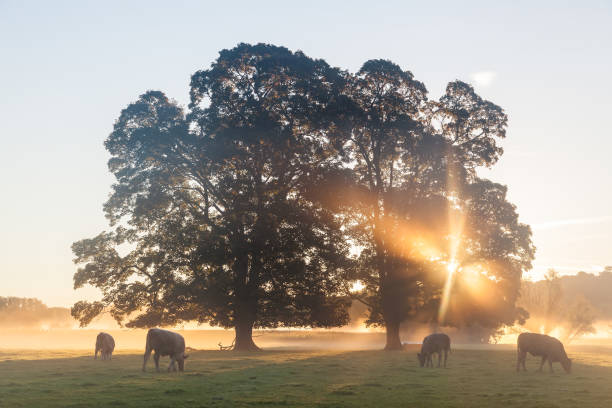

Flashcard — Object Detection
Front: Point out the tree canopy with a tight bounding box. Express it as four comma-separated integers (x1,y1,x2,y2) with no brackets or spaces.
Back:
72,43,534,350
328,64,533,348
72,44,352,350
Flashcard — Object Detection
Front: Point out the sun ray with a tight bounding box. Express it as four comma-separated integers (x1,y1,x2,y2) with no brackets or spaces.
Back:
437,149,466,325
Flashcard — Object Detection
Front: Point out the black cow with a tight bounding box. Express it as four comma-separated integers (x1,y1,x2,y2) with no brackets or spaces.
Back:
417,333,451,368
94,332,115,360
516,332,572,373
142,328,189,372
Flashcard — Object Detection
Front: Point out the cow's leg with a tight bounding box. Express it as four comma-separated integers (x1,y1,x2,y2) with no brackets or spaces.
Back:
154,352,160,372
142,348,151,372
548,359,554,373
95,346,99,360
142,347,152,372
516,350,519,372
437,351,442,368
173,356,180,372
168,356,176,372
538,356,546,372
444,349,448,368
516,348,527,372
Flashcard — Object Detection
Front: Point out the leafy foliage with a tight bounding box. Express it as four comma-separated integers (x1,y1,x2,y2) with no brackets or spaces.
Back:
72,43,534,349
72,44,352,349
330,63,533,347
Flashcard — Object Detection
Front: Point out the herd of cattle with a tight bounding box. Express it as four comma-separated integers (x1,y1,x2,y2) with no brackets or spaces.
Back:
95,328,189,372
418,332,572,373
93,329,572,374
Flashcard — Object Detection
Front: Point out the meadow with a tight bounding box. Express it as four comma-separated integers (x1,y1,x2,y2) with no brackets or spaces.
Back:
2,345,612,407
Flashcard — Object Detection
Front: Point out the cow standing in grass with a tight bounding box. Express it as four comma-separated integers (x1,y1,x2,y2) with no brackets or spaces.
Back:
516,332,572,373
417,333,451,368
142,328,189,372
94,332,115,360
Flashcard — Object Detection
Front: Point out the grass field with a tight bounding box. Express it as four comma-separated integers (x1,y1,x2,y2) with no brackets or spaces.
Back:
2,346,612,407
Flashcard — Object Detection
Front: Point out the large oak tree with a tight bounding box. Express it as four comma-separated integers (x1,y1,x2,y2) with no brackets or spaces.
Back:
72,44,534,351
71,44,352,350
332,62,533,349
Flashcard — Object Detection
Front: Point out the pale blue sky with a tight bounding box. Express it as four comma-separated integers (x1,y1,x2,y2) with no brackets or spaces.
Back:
1,1,611,306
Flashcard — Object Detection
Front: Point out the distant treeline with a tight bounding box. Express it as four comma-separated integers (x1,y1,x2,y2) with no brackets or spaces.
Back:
5,266,612,343
0,297,73,329
518,267,612,342
344,267,612,343
548,268,612,318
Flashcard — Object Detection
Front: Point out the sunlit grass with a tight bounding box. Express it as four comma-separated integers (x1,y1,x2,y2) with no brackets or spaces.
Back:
2,346,612,407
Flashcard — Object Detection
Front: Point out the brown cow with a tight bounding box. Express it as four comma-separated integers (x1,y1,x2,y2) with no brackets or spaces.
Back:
94,332,115,360
516,332,572,373
417,333,451,368
142,328,189,372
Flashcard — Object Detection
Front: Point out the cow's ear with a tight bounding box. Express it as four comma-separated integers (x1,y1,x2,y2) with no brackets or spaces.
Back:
183,354,189,359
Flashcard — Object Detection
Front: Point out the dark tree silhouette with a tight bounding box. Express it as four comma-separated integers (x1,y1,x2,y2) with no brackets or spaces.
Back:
71,44,534,351
424,178,534,340
71,44,352,350
331,60,433,350
331,62,531,348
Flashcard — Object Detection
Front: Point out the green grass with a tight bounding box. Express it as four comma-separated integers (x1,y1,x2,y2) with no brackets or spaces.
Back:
1,346,612,407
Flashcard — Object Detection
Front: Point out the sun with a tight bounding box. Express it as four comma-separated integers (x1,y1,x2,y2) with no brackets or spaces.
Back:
350,280,365,293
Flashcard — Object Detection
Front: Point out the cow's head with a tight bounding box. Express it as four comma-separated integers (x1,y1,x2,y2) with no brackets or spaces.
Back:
417,353,426,367
177,354,189,372
561,357,572,374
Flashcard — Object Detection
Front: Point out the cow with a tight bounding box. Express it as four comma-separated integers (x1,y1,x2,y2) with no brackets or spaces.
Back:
94,332,115,360
516,332,572,373
142,328,189,372
417,333,451,368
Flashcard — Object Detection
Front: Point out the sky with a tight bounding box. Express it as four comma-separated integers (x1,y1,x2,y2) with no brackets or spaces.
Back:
1,0,611,307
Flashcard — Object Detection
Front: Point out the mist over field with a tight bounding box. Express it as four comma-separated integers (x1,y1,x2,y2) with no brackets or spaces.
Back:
2,2,612,407
4,267,612,351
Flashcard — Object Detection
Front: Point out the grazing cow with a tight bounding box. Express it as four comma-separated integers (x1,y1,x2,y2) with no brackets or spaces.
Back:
94,332,115,360
516,332,572,373
142,328,189,372
417,333,451,368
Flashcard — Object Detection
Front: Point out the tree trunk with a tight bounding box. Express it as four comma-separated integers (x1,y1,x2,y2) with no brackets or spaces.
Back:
384,320,403,350
233,321,260,351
